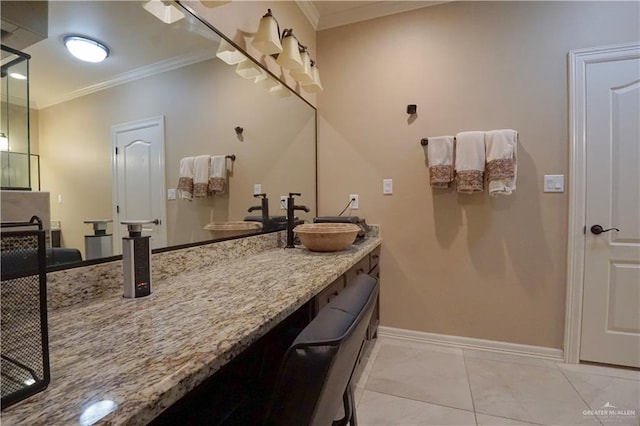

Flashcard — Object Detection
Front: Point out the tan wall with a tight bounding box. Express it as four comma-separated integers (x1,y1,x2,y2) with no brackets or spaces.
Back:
186,0,317,107
317,1,640,349
38,58,315,258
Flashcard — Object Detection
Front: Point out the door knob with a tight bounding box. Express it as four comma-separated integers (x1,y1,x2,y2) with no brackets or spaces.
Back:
590,225,620,235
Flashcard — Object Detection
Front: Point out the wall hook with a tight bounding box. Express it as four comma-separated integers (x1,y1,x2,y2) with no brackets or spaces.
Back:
234,126,244,136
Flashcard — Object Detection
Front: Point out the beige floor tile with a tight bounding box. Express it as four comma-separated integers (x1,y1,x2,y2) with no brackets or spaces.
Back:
365,340,473,410
475,413,542,425
466,357,600,425
562,369,640,426
357,390,476,426
558,362,640,381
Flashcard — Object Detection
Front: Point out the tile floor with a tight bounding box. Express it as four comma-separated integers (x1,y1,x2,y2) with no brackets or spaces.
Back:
352,337,640,426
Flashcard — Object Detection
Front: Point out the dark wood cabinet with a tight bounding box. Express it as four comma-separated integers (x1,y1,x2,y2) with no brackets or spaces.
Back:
312,245,381,339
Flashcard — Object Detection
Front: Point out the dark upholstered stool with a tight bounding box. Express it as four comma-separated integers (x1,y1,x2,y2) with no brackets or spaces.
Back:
262,273,379,426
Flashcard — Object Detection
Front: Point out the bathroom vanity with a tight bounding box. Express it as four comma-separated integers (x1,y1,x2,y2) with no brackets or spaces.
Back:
0,230,381,425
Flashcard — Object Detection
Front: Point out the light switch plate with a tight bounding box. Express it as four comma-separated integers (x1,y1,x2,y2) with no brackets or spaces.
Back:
167,188,177,200
383,179,393,195
253,184,262,195
544,175,564,193
280,196,287,210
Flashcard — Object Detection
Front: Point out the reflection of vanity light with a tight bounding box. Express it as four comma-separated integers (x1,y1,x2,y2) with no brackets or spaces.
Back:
269,83,291,98
235,60,261,79
215,39,246,65
142,0,185,24
23,378,36,386
255,72,278,90
9,72,27,80
79,400,118,426
64,36,109,63
0,133,8,151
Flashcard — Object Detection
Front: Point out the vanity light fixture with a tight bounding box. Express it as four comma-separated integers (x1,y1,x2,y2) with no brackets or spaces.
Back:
0,132,8,151
276,29,303,70
290,49,314,85
142,0,185,24
9,72,27,80
302,61,323,93
255,70,279,90
235,60,262,79
215,39,246,65
269,82,292,98
252,9,282,56
64,36,109,63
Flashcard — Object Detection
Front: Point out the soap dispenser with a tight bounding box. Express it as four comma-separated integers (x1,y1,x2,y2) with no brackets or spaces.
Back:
121,220,157,299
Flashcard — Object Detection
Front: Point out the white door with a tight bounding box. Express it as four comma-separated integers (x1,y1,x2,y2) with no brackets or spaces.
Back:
112,116,167,254
580,48,640,368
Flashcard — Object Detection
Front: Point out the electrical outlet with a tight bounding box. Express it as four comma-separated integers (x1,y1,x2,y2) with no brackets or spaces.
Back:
253,184,262,195
280,196,287,210
349,194,359,209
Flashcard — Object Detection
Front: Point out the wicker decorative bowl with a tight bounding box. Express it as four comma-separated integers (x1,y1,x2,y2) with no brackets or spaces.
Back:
293,223,360,252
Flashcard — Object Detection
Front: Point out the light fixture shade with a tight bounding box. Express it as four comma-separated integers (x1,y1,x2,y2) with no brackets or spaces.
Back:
302,63,323,93
252,14,282,56
290,51,314,85
269,83,292,98
142,0,185,24
255,71,279,90
235,60,261,79
0,133,8,151
216,39,246,65
64,36,109,63
276,34,303,70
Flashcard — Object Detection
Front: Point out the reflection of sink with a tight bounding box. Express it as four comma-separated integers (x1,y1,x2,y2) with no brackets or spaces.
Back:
293,223,360,252
204,221,262,238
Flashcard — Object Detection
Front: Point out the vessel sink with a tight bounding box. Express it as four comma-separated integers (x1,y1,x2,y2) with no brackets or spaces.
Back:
204,221,262,238
293,223,361,252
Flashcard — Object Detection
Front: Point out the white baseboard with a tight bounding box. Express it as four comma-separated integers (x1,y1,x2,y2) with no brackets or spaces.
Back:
378,326,564,361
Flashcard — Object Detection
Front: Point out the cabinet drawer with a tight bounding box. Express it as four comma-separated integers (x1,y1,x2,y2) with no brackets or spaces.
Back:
369,246,381,273
345,256,369,287
312,275,345,316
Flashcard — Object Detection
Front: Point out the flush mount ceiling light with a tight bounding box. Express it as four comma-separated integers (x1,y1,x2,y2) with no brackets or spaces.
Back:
142,0,185,24
64,36,109,63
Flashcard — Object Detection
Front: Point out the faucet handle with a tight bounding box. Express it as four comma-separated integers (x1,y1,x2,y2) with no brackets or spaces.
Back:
289,192,301,198
254,193,267,198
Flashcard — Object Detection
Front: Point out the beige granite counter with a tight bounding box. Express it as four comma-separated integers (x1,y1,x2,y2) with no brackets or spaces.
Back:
1,234,381,425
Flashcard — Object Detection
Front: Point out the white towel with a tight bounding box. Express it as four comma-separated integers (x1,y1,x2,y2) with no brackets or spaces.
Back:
455,131,485,193
426,136,454,188
177,157,195,200
485,129,518,196
208,155,227,194
193,155,211,198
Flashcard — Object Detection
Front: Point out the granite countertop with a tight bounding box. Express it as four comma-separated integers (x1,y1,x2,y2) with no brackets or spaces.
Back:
1,236,381,426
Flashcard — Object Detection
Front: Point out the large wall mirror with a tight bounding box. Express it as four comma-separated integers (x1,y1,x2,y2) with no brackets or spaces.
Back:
8,0,316,268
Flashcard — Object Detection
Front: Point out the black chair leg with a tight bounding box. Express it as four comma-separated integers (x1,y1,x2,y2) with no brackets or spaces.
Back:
334,382,358,426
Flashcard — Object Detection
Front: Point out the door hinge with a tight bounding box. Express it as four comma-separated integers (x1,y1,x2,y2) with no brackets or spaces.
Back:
583,225,586,234
116,205,120,214
115,147,119,155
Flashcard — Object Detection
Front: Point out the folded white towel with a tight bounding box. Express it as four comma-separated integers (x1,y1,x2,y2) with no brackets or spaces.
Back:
177,157,195,200
486,129,518,196
193,155,211,198
426,136,455,188
455,131,485,193
209,155,227,194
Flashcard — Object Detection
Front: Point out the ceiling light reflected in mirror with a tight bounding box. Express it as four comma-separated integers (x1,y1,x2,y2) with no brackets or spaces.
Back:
63,36,109,63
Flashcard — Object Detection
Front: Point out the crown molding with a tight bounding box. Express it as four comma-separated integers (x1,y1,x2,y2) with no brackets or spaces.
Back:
296,0,320,31
36,49,216,110
317,1,448,31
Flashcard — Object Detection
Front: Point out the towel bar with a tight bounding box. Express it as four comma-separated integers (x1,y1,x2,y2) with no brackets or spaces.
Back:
421,137,456,146
225,154,236,162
